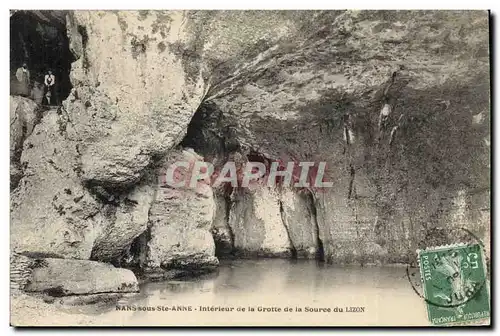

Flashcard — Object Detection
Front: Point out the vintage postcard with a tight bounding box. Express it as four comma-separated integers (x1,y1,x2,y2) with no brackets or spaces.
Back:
9,9,490,327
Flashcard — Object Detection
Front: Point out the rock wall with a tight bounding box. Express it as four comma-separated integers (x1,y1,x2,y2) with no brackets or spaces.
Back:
25,258,139,295
145,149,218,277
10,253,35,292
66,10,207,188
280,189,320,259
10,10,490,284
10,10,219,275
212,187,322,260
90,181,156,262
11,109,104,259
229,187,293,258
211,194,234,256
203,10,490,264
10,96,41,189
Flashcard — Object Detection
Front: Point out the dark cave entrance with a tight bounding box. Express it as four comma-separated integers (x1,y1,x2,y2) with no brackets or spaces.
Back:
180,102,240,163
181,103,327,262
10,10,73,104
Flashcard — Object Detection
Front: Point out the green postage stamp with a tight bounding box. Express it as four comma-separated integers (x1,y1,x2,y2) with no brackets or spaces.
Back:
418,243,490,325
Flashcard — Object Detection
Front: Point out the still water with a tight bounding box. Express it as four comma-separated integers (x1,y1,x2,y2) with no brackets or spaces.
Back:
70,259,430,326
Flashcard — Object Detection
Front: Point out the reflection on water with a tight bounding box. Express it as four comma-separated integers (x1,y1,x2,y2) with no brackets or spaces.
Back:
68,259,430,326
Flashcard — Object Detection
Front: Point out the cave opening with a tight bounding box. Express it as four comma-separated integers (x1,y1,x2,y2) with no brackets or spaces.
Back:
121,229,151,274
10,10,73,105
180,102,240,164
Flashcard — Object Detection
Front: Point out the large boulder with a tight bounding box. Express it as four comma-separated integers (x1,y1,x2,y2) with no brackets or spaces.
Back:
10,104,160,264
90,181,156,262
25,258,138,295
145,149,218,274
65,11,207,188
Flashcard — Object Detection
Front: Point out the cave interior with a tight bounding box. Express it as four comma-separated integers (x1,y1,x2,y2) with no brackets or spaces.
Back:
10,10,73,103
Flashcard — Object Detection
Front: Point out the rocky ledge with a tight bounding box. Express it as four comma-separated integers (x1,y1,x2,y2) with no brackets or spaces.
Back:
10,253,138,304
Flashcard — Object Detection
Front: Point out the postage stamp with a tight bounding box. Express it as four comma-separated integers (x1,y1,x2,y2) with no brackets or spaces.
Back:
417,243,490,325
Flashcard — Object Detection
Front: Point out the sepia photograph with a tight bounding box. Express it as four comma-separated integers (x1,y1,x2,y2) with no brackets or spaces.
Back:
7,8,491,327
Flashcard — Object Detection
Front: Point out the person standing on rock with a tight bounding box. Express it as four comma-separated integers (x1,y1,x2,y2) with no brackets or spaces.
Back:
44,69,56,106
15,63,30,97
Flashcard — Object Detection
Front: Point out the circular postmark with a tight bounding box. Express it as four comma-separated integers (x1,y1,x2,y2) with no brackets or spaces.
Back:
406,227,489,309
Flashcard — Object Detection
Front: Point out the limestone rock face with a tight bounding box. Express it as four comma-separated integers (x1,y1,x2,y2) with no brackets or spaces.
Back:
90,181,156,262
229,187,293,257
10,110,104,259
10,96,41,189
208,11,490,154
11,103,164,265
10,11,219,268
279,189,319,259
10,253,35,292
65,11,207,188
146,149,218,273
25,258,138,295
